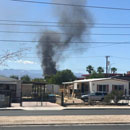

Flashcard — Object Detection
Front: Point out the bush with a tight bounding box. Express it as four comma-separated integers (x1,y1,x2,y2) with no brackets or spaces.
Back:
104,90,124,105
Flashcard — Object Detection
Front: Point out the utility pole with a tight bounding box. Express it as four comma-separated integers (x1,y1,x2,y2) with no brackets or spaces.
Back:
106,56,110,75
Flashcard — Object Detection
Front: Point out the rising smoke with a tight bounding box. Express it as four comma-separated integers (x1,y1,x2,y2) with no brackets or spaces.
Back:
37,0,93,76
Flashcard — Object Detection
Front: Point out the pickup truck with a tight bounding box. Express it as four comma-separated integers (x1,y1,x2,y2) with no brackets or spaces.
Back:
81,92,107,102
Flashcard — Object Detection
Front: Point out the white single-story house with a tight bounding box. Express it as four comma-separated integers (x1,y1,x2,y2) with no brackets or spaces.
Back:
0,75,21,103
63,78,130,98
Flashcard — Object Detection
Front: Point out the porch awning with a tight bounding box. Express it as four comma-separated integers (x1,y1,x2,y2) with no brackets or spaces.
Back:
68,85,74,89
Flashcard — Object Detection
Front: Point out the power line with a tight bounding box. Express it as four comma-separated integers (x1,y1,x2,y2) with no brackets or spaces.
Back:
20,56,105,59
1,23,130,28
24,44,128,53
0,44,116,54
0,44,124,56
111,56,130,60
0,43,124,54
12,0,130,11
4,53,130,61
18,56,130,61
0,40,129,44
1,19,130,26
0,43,122,53
0,30,130,36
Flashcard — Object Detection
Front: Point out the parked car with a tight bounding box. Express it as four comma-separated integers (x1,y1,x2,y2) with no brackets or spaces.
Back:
48,94,56,103
81,92,107,102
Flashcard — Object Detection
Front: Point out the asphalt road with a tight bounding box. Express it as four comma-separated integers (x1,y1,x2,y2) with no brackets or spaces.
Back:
0,125,130,130
1,109,130,116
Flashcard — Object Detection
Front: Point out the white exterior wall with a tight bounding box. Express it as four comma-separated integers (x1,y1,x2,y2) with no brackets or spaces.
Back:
90,79,129,95
74,83,78,89
89,82,93,93
46,84,60,94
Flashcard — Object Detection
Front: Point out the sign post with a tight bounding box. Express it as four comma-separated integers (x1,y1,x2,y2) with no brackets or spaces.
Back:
60,89,64,106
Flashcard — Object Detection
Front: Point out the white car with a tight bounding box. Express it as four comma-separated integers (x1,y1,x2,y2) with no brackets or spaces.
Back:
81,92,107,102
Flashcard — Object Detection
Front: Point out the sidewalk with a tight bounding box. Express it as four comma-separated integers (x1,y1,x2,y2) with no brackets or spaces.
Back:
1,105,130,111
0,103,130,125
0,102,64,111
65,105,130,110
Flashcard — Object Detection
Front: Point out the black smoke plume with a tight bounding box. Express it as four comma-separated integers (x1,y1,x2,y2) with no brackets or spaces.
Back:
37,0,93,76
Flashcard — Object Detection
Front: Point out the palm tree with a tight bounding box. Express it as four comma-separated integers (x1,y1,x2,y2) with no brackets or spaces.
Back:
97,66,104,73
86,65,94,74
111,67,117,74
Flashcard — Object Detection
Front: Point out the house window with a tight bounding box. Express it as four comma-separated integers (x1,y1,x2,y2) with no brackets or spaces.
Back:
84,83,89,92
97,85,109,92
112,85,124,91
77,84,80,89
81,83,85,93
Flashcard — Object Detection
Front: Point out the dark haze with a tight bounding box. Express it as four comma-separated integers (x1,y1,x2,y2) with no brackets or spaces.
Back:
37,0,93,76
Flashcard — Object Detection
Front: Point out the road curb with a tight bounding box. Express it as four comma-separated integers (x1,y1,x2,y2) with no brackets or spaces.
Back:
0,106,130,111
1,122,130,127
63,108,130,110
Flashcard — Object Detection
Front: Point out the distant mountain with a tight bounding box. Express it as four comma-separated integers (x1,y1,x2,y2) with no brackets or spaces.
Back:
0,69,43,79
74,73,84,78
0,69,84,79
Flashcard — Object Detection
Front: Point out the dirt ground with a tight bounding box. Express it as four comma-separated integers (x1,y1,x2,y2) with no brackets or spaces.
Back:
0,115,130,125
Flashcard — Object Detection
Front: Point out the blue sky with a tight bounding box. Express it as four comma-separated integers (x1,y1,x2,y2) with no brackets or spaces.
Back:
0,0,130,74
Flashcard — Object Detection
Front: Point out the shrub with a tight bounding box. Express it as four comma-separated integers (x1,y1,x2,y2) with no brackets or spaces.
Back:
104,90,124,105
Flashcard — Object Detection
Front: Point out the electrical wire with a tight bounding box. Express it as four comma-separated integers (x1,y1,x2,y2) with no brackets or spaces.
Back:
0,30,130,36
1,19,130,26
0,23,130,28
0,40,129,44
11,0,130,11
17,56,130,61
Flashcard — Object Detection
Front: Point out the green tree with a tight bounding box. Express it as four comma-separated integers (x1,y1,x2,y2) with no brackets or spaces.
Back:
89,71,105,79
97,66,104,73
10,75,19,80
32,78,45,83
47,69,76,85
86,65,94,74
111,67,117,74
21,75,31,82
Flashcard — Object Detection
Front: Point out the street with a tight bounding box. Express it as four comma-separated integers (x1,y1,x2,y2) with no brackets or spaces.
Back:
0,109,130,116
0,125,130,130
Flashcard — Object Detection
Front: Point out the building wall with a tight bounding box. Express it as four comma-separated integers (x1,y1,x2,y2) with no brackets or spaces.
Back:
0,81,21,102
46,84,60,95
0,94,10,107
16,81,21,98
22,84,32,97
90,79,129,95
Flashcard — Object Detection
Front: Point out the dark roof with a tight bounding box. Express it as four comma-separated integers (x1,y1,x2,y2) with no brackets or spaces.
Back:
0,75,18,82
22,81,46,85
113,76,130,81
82,73,123,77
